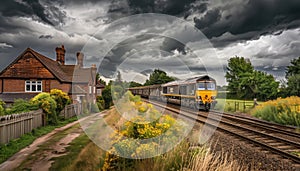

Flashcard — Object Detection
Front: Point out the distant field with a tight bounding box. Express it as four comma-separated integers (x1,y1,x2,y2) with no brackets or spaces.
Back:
215,98,262,113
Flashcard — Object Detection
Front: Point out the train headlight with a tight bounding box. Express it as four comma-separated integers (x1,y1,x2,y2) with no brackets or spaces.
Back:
197,96,202,100
211,96,216,100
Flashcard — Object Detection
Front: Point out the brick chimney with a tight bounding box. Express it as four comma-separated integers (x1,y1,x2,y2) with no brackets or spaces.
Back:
76,52,84,68
55,45,65,65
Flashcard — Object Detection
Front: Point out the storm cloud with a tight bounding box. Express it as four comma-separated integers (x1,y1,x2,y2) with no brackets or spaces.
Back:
0,0,299,85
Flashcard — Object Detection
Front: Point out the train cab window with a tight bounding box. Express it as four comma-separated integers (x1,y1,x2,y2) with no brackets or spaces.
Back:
206,82,216,90
197,82,205,90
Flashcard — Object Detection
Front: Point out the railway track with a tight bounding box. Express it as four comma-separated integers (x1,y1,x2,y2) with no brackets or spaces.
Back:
143,99,300,168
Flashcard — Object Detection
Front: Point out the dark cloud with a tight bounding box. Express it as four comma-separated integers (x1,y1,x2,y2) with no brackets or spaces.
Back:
98,34,191,78
193,0,300,46
160,37,186,54
127,0,198,16
0,0,53,25
39,34,53,39
194,9,221,29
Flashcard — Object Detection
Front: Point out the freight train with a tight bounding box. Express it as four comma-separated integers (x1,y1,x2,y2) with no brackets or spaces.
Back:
128,75,217,111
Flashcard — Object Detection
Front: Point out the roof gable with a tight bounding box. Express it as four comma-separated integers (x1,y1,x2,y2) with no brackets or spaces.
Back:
0,48,55,79
0,48,92,83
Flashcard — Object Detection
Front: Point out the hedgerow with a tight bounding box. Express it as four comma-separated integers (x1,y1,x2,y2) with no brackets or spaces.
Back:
251,96,300,127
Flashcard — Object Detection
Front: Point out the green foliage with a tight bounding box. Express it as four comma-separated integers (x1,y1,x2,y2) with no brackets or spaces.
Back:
103,92,185,170
226,57,279,100
226,57,254,99
284,57,300,97
102,85,113,109
111,85,124,101
0,99,5,116
129,81,142,88
50,133,91,171
286,74,300,96
6,99,39,115
286,57,300,78
50,89,71,114
144,69,175,86
31,92,57,124
251,96,300,127
96,73,107,86
96,96,105,111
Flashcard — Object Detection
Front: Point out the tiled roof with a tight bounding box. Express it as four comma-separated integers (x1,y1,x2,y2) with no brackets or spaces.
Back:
0,48,93,83
29,48,75,82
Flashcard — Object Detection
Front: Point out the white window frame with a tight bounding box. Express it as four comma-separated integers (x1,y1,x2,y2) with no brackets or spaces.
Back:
25,80,42,92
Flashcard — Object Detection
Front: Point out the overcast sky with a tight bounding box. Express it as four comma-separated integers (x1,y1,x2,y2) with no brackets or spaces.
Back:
0,0,300,85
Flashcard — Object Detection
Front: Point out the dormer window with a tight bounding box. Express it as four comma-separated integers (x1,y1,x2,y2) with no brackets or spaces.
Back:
25,80,42,92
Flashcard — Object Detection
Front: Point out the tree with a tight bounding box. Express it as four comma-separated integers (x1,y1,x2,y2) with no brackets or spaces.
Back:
96,73,107,86
226,57,279,100
286,57,300,78
286,74,300,96
102,85,113,109
254,71,279,100
144,69,175,86
129,81,142,87
285,57,300,96
225,57,254,98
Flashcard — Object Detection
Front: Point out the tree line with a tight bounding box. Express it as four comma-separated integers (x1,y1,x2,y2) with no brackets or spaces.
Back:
96,56,300,105
226,56,300,101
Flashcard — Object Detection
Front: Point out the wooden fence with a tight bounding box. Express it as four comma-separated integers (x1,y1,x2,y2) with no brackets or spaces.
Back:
59,103,81,119
0,104,81,145
0,109,44,144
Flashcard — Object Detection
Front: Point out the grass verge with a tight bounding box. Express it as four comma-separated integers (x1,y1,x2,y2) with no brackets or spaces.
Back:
0,117,78,164
215,98,260,113
50,136,106,171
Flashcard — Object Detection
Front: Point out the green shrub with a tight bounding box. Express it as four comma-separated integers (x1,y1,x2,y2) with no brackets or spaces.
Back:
102,86,112,109
251,96,300,127
6,99,39,114
96,96,105,111
0,105,4,116
102,92,186,170
0,99,5,116
31,93,57,125
50,89,71,114
111,85,124,100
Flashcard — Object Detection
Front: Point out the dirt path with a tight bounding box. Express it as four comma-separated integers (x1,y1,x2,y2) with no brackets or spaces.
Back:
0,111,108,171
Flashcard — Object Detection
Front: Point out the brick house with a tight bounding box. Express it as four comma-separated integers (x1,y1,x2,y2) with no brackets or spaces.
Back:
0,45,98,104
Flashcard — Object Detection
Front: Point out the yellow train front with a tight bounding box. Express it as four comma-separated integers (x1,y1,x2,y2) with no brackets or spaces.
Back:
161,75,217,111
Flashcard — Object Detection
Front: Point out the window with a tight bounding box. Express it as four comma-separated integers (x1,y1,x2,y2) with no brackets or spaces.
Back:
206,82,216,90
197,82,205,90
25,80,42,92
197,82,216,90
